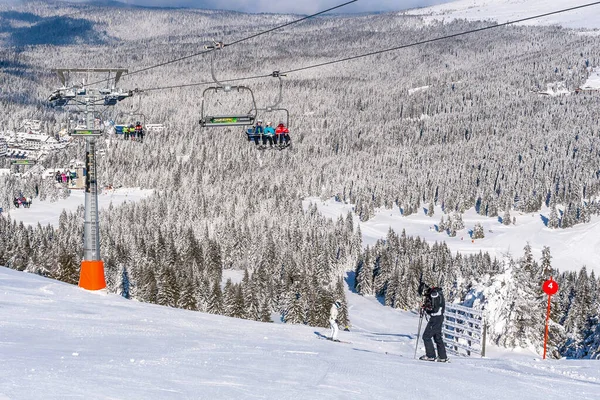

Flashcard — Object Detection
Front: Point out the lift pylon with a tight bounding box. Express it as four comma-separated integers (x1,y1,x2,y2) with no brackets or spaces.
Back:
48,68,132,291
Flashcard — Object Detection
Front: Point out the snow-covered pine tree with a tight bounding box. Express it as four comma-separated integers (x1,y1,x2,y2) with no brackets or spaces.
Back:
472,222,485,239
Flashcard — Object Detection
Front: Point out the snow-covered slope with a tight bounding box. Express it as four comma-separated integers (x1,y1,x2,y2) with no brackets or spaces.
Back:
7,187,152,227
306,198,600,274
407,0,600,30
1,267,599,399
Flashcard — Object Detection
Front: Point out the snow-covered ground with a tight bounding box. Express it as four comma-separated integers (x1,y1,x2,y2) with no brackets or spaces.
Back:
407,0,600,30
304,197,600,274
581,68,600,89
1,267,598,400
6,187,153,227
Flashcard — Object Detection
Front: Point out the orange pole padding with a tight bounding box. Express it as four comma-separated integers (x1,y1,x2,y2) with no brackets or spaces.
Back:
79,260,106,290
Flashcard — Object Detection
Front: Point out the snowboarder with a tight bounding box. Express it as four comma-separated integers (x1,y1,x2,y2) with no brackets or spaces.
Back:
418,283,448,362
329,300,341,342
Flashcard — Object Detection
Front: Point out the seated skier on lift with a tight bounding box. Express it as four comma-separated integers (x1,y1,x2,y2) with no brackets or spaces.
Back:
275,121,290,147
135,122,143,142
251,120,264,147
263,121,275,148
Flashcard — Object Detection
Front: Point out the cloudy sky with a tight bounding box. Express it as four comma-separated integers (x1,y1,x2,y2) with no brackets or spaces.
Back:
118,1,452,14
2,0,452,14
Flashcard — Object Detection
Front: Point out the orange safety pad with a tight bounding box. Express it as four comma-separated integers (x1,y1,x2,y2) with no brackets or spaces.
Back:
79,260,106,290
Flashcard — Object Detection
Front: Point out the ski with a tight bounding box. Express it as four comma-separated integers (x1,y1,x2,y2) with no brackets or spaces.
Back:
314,332,352,344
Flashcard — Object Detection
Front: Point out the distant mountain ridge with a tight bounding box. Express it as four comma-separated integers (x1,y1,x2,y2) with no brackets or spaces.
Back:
407,0,600,30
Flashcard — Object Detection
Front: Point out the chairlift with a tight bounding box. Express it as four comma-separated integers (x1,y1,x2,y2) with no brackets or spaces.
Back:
199,42,258,127
113,93,147,142
10,159,37,166
246,71,291,149
48,87,76,107
66,109,105,137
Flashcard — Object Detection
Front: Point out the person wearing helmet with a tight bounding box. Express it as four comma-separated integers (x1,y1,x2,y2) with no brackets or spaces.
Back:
275,121,290,147
263,121,275,148
135,121,143,141
419,284,448,362
251,120,264,147
129,123,136,141
329,300,342,342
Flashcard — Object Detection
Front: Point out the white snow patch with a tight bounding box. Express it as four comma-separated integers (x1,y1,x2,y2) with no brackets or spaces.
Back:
406,0,600,30
303,197,600,274
408,85,430,95
7,187,153,227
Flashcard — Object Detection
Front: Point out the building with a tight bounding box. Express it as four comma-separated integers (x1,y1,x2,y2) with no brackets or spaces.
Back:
13,132,58,150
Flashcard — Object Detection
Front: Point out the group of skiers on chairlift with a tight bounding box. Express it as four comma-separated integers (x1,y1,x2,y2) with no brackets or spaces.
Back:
327,281,448,363
248,120,290,149
121,122,145,141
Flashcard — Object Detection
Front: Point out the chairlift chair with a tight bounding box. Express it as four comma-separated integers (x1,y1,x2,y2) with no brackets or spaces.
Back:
200,85,258,127
198,41,258,128
246,71,291,148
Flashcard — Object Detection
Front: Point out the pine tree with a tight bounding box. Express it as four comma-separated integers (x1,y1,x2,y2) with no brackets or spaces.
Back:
355,247,374,296
502,207,511,225
177,276,198,310
54,247,79,285
427,201,435,217
472,223,485,239
540,246,552,277
547,203,559,229
207,280,223,315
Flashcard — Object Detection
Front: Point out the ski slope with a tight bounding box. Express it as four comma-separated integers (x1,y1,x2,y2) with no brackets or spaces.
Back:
407,0,600,30
6,187,153,227
0,267,598,399
305,197,600,274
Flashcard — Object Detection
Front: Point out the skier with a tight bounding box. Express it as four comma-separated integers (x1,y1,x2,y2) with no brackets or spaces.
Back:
263,122,275,148
275,122,290,147
251,120,264,147
419,283,448,362
329,300,341,341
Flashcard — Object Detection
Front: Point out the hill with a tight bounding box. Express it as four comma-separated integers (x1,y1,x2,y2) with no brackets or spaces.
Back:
407,0,600,30
1,266,599,399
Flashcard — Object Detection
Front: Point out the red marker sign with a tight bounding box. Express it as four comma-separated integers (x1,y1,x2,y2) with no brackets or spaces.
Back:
543,279,559,296
542,277,559,360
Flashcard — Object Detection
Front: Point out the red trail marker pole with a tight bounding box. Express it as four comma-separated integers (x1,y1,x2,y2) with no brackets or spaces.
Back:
542,277,559,360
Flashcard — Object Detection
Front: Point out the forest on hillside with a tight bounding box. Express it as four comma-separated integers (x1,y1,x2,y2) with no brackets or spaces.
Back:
0,1,598,358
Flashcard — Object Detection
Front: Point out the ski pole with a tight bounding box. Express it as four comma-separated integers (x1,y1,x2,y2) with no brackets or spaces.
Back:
414,308,424,359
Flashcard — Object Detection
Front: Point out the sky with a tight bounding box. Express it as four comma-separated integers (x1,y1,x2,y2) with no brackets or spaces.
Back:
1,265,599,400
108,0,452,14
0,0,453,14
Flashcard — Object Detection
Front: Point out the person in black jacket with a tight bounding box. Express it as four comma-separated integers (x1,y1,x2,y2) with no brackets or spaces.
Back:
419,283,448,362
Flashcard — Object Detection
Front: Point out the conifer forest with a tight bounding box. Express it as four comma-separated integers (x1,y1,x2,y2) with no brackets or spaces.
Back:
0,1,599,358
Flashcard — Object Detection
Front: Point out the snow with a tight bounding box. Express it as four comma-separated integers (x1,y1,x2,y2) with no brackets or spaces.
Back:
538,81,571,96
406,0,600,30
304,197,600,274
581,68,600,89
408,85,430,95
6,187,153,227
1,267,599,399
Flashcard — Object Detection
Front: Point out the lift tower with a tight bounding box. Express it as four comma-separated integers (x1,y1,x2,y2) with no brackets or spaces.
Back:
49,68,132,290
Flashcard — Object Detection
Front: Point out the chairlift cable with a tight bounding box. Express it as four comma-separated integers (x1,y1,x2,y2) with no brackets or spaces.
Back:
138,1,600,93
281,0,600,75
85,0,358,88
